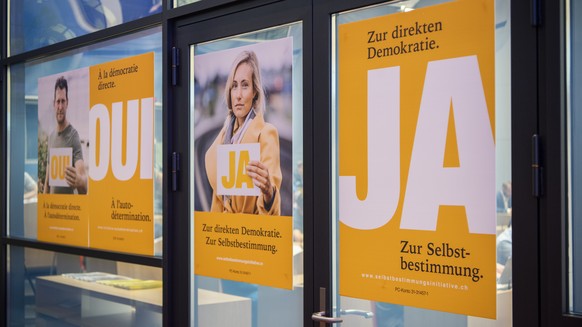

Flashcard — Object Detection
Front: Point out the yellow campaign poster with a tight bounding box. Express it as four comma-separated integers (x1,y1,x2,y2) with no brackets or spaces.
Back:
339,0,496,318
193,38,295,289
88,53,155,255
38,67,91,247
194,212,292,289
37,53,155,255
37,194,89,247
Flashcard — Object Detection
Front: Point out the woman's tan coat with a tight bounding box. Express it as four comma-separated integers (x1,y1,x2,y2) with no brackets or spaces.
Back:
205,113,282,215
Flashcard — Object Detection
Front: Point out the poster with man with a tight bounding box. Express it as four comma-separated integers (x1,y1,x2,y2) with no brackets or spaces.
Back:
37,53,155,255
37,68,90,247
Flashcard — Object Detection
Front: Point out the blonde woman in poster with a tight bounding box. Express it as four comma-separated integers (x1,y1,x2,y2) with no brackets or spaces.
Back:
204,50,282,215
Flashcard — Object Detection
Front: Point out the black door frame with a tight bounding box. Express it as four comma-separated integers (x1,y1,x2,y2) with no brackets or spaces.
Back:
535,1,582,326
511,0,582,326
511,0,542,326
171,1,315,325
315,1,541,325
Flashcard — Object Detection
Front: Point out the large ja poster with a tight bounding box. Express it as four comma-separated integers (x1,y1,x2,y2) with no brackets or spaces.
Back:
338,0,496,318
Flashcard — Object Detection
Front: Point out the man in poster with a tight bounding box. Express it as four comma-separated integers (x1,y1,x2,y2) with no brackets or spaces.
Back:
42,76,87,195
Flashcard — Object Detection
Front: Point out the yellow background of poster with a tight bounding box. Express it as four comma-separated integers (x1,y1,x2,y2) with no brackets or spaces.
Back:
38,194,89,247
195,212,293,289
88,53,155,255
339,0,496,318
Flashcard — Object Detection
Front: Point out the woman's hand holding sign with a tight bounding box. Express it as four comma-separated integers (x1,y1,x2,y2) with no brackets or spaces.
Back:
246,160,274,204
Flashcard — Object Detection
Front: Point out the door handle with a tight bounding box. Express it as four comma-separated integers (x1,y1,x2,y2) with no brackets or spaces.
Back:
311,311,343,324
311,308,373,323
312,287,343,324
340,309,374,319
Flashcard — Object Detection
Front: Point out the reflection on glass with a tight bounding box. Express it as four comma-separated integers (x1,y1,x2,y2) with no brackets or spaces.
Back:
568,0,582,314
175,0,201,7
9,0,162,55
7,246,162,326
333,0,512,325
191,23,303,327
8,28,164,256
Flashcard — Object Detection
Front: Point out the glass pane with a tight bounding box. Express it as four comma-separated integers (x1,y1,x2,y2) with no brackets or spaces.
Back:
8,28,164,257
568,0,582,314
191,23,303,327
7,245,162,326
173,0,240,8
333,0,511,325
174,0,201,6
9,0,162,56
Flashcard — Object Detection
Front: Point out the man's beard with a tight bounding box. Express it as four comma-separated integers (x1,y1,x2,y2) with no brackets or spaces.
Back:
57,113,66,124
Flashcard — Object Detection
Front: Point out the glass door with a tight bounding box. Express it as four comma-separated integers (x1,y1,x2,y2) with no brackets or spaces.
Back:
173,2,312,326
324,0,514,325
541,0,582,326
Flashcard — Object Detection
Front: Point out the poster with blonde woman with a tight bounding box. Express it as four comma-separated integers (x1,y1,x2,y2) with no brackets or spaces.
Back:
194,39,293,215
193,38,294,289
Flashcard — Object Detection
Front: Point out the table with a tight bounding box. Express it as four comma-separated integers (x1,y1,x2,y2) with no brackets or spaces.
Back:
36,275,251,327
